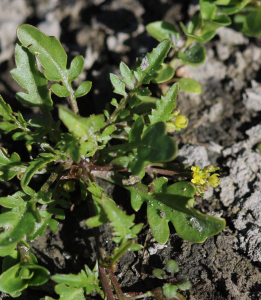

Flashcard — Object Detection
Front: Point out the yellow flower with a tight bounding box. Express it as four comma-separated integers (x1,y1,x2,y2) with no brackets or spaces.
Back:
191,166,207,185
174,115,188,129
208,174,221,188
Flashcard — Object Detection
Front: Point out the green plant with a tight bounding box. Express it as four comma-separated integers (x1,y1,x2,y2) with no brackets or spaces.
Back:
146,0,261,95
0,24,225,299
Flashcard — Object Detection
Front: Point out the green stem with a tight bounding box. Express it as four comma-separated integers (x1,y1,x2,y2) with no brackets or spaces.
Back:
109,240,134,267
126,292,152,300
68,92,79,115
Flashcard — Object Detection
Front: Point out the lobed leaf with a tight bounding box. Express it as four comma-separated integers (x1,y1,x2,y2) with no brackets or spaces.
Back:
0,148,25,181
52,265,101,294
149,83,178,124
11,43,53,111
45,284,85,300
129,122,178,175
110,74,127,98
0,95,14,121
58,106,106,140
21,155,58,189
134,40,171,85
125,178,226,244
101,197,143,243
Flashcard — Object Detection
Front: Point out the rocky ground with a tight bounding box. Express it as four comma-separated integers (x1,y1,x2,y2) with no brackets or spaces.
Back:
1,0,261,299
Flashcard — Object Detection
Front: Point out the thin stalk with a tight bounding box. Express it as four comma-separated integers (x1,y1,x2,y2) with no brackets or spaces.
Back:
79,159,116,300
68,93,79,115
107,269,126,300
126,291,153,300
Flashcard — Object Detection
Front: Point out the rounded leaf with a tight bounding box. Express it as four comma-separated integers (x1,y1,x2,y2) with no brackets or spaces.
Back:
74,81,92,98
165,260,179,274
152,63,175,84
178,45,206,66
178,78,202,94
146,21,179,47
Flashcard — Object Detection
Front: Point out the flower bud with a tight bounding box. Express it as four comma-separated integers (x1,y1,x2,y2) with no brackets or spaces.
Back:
208,174,221,188
203,165,219,173
174,115,188,129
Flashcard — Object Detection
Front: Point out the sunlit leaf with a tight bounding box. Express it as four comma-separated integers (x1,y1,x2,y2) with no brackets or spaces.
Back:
0,148,25,181
146,21,179,48
74,81,92,98
178,78,202,94
120,62,134,89
110,74,127,98
11,43,53,111
125,178,226,244
45,284,85,300
134,40,171,84
58,106,106,140
152,63,175,84
149,83,178,124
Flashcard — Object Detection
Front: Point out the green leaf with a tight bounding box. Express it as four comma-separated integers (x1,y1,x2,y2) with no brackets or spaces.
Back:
0,262,49,296
215,0,250,15
58,106,106,140
17,25,83,101
51,84,70,97
200,0,217,20
129,116,144,144
0,95,14,120
0,209,35,247
241,6,261,37
67,55,84,83
11,43,53,111
178,45,206,66
101,197,143,243
149,83,178,124
57,133,91,163
120,62,134,89
129,122,178,175
0,121,19,133
21,155,58,189
134,40,171,84
110,74,127,98
178,78,202,94
0,195,26,209
0,263,27,295
180,22,216,43
201,15,231,33
52,265,101,294
125,178,226,244
146,21,179,48
152,63,175,84
75,81,92,98
45,284,85,300
0,148,25,181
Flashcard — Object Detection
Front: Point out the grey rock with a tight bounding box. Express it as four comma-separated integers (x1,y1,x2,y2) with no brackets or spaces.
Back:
208,101,224,123
217,27,248,45
220,149,261,206
243,80,261,111
0,0,31,63
37,12,61,38
216,43,230,61
177,144,210,169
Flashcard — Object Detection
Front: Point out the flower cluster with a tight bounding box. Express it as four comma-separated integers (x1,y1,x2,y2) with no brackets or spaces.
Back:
191,165,221,196
166,109,188,132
